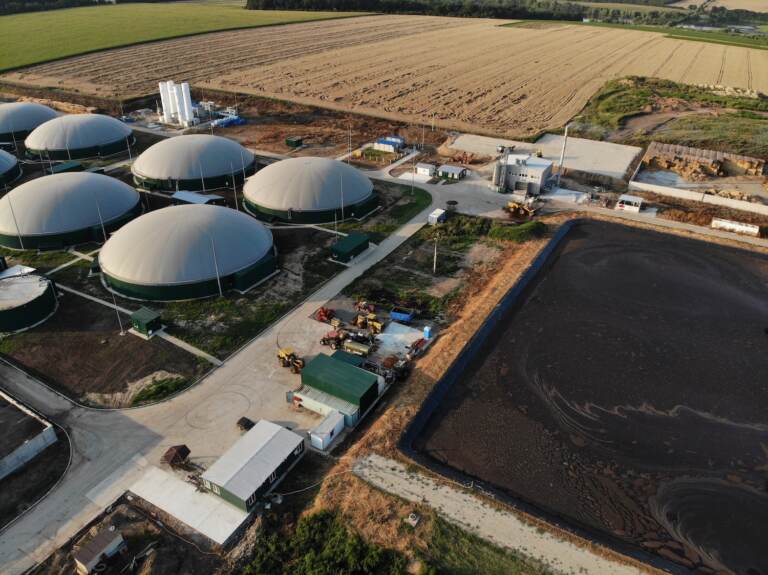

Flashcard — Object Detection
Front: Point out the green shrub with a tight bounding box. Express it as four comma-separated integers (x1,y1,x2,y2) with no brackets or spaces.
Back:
488,221,547,243
242,511,407,575
131,376,189,406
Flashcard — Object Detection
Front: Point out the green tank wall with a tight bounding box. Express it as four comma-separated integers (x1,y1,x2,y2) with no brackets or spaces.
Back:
0,279,56,333
26,135,135,161
134,160,256,192
0,162,22,186
244,193,378,224
102,250,277,301
0,200,142,250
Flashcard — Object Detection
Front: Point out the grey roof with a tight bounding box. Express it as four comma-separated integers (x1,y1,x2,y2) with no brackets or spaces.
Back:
0,150,17,175
0,172,139,237
99,204,273,286
438,165,466,174
24,114,131,152
201,420,303,500
132,134,255,181
0,102,58,135
243,157,373,212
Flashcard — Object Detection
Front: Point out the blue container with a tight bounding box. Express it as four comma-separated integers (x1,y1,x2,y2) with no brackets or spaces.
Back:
423,325,432,340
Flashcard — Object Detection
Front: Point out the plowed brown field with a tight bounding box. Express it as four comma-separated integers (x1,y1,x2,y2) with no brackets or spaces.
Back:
4,15,768,137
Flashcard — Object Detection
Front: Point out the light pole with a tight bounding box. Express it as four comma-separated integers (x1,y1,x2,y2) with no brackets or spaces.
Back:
92,191,125,335
5,185,24,250
208,234,223,298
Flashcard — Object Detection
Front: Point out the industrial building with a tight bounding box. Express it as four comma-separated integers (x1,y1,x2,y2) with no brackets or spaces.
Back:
243,157,377,223
0,172,141,250
415,163,436,177
201,420,304,511
373,135,406,154
132,134,256,192
98,204,277,301
493,153,553,196
24,114,133,160
0,101,58,143
0,390,57,481
293,353,380,427
438,165,468,180
0,265,57,333
0,149,21,185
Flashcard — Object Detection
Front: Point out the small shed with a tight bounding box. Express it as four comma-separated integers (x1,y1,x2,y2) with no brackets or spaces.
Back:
331,232,369,263
130,307,161,336
428,208,446,225
47,161,83,175
285,136,303,148
301,354,378,416
161,444,190,467
415,163,436,177
438,165,467,180
310,410,345,451
74,529,126,575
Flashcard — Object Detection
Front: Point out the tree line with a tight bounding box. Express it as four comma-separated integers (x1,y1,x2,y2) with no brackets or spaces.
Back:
247,0,585,20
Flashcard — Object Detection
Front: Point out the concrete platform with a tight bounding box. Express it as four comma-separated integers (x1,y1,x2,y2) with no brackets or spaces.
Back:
129,466,249,546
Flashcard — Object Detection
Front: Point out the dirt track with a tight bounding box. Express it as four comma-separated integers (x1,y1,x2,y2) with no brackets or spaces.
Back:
4,15,768,136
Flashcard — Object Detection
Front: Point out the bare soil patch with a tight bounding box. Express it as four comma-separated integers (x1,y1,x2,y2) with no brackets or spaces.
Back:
0,290,205,406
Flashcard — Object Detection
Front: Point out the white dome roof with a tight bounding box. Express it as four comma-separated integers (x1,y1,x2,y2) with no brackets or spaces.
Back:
132,134,254,181
0,173,139,237
99,205,274,286
243,157,373,212
24,114,131,152
0,102,58,134
0,150,18,175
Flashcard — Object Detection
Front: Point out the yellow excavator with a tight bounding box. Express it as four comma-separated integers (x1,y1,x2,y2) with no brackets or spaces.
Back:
277,347,305,374
504,201,537,219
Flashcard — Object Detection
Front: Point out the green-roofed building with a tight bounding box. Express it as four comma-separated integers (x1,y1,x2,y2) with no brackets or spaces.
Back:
331,232,369,263
331,349,366,368
300,354,378,417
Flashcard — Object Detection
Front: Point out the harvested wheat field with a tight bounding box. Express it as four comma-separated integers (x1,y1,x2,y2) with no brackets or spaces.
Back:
4,15,768,137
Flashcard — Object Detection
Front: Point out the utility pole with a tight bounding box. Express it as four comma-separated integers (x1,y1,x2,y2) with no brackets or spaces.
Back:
557,123,570,189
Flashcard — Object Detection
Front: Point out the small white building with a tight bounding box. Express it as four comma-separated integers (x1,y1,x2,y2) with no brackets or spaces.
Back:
73,529,126,575
428,208,447,225
615,194,644,213
310,410,345,451
415,163,436,177
438,165,468,180
495,154,552,195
